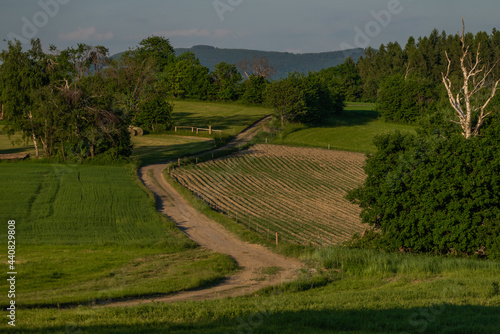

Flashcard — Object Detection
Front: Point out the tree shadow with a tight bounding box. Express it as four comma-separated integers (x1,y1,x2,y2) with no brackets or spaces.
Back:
172,112,265,131
132,141,214,166
16,304,500,333
321,108,380,128
0,146,32,154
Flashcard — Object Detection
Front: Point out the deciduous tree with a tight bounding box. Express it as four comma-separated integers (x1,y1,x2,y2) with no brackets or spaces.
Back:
211,62,242,101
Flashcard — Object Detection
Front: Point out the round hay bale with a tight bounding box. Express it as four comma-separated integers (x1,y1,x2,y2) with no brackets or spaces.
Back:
134,127,144,136
128,126,144,136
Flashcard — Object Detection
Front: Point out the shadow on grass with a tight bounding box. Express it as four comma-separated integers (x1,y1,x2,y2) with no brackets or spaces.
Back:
320,108,380,128
132,141,215,166
16,304,500,333
172,112,264,131
0,146,33,155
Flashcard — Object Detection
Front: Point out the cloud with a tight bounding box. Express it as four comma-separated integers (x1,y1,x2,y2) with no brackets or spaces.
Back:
59,26,114,41
154,29,233,38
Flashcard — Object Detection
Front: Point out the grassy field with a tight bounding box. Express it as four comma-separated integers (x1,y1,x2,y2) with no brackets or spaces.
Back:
0,163,237,307
169,100,271,137
131,134,215,166
273,103,416,153
0,123,34,155
171,144,367,246
14,248,500,333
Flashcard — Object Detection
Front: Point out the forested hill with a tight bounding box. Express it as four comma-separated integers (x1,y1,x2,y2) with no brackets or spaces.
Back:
172,45,365,78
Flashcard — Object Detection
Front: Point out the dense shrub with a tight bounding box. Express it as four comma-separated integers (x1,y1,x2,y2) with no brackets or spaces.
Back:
135,96,173,132
348,129,500,259
265,72,344,125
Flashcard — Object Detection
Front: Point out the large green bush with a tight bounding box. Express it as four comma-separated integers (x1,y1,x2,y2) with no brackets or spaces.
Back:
348,128,500,259
264,72,344,125
135,96,173,132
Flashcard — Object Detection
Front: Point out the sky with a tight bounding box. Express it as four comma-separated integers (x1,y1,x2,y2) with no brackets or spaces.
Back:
1,0,500,56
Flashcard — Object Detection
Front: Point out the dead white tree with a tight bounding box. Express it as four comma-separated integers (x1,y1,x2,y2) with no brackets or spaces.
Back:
442,19,500,139
238,56,277,79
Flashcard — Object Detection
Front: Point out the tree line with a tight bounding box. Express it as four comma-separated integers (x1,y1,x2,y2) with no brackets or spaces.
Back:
329,27,500,125
0,36,346,161
0,40,132,161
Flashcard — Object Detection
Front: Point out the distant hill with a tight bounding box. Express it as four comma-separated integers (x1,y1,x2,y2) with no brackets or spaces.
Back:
174,45,365,79
111,46,365,79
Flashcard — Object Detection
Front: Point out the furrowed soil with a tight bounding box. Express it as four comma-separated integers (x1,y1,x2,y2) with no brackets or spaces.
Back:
171,144,368,246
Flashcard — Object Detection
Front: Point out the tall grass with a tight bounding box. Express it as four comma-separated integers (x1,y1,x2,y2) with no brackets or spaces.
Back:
313,246,500,278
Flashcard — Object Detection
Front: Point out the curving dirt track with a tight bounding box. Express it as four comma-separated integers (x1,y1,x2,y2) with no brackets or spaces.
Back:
105,116,303,307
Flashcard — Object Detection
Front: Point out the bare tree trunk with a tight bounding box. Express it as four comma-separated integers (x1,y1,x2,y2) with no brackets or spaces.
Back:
404,61,413,81
39,138,48,158
441,19,500,139
61,142,66,161
28,111,39,159
32,132,39,159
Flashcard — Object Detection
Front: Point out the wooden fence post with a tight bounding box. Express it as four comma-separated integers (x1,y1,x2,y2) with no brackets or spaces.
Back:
209,125,212,135
276,232,278,246
178,158,181,167
175,126,177,132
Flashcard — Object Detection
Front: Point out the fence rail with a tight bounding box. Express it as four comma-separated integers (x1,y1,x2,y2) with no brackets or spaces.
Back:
174,125,222,136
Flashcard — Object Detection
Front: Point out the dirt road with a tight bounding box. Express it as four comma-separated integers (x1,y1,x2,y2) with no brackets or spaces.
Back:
105,116,303,307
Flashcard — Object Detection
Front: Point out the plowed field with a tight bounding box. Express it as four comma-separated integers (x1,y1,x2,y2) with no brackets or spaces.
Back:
171,144,368,245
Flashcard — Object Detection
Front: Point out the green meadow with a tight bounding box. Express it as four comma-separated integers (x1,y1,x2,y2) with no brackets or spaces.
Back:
169,100,272,136
14,248,500,333
275,103,416,153
0,163,237,307
131,134,215,166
